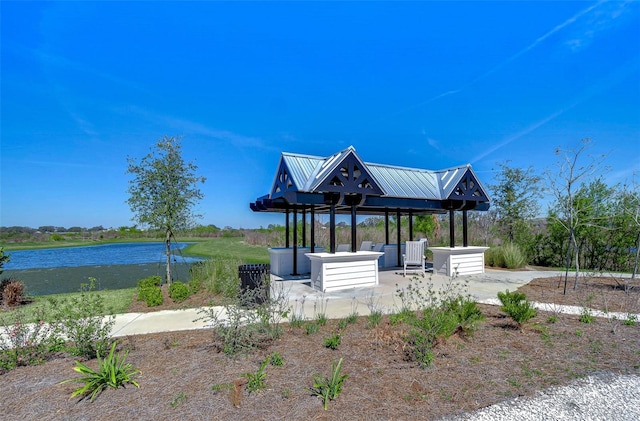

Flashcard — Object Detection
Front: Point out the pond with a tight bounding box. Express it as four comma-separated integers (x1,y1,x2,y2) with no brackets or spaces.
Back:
4,242,202,270
2,243,206,296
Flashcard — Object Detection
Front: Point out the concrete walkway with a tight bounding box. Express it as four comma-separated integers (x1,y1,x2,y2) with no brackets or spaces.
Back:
111,268,569,337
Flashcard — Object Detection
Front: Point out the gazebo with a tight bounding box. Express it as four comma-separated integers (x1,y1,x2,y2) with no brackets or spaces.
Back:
250,146,491,289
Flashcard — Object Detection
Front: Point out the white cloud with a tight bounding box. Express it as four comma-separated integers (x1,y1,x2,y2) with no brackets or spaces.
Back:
564,0,637,52
122,105,269,150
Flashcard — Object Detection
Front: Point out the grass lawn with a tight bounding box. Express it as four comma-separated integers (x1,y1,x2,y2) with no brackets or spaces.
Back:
0,237,268,322
184,237,269,263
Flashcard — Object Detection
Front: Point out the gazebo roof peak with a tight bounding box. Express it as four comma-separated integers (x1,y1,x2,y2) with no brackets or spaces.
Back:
253,147,490,215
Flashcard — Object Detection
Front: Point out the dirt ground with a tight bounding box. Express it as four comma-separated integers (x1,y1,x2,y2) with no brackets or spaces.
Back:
1,276,638,421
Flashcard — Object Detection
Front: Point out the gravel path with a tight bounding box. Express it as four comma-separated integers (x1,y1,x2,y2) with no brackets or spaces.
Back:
448,372,640,421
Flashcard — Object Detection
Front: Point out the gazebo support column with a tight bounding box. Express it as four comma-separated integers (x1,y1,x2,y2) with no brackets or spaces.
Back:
310,206,316,253
396,209,402,267
350,205,357,252
285,208,290,248
385,210,390,245
409,212,414,240
302,208,307,247
463,210,468,247
449,209,455,248
329,203,336,253
292,208,298,275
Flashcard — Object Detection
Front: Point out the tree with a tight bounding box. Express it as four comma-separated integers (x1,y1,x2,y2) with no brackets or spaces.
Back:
488,162,542,253
571,178,616,271
546,138,607,294
414,214,440,242
126,136,206,285
617,179,640,281
0,247,9,275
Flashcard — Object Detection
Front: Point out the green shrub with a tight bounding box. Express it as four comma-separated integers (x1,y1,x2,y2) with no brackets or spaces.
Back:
188,277,202,294
502,242,527,269
143,286,164,307
579,308,595,324
195,280,289,356
48,278,115,358
245,356,270,393
485,247,505,268
394,277,484,368
444,296,485,333
623,314,637,326
0,306,59,372
367,310,383,328
137,276,162,301
270,352,284,366
169,281,190,303
61,342,140,402
305,321,319,335
497,290,537,328
190,257,241,299
405,329,434,368
486,244,527,269
323,333,341,350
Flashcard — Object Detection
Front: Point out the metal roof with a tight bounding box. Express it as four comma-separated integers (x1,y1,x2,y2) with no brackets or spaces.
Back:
253,146,490,214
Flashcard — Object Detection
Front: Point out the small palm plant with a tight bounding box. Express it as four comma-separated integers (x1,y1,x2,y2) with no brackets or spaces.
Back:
61,342,140,402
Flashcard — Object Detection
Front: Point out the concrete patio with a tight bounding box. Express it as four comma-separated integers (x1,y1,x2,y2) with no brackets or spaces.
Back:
110,267,566,337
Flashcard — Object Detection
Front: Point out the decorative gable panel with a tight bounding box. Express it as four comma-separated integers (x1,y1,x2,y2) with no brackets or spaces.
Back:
270,161,298,197
447,169,489,201
314,151,384,196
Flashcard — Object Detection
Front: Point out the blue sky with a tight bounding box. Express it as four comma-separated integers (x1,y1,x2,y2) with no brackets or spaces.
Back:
2,1,639,230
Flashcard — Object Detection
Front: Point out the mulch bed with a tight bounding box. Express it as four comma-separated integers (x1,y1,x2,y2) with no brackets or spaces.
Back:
1,276,638,420
518,275,639,314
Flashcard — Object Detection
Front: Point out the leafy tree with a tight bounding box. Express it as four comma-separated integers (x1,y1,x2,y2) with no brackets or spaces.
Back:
126,136,206,284
488,162,542,257
0,247,9,275
616,180,640,281
571,178,616,271
414,214,440,242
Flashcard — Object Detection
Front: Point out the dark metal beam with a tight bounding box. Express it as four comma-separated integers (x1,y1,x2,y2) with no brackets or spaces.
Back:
310,206,315,253
385,210,389,245
302,208,307,247
449,209,455,248
285,208,290,248
351,204,357,252
396,209,402,267
463,210,468,247
409,212,414,240
330,203,336,253
292,208,298,275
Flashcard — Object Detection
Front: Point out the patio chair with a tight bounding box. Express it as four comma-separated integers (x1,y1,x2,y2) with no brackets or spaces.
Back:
403,240,426,277
359,241,373,251
336,244,351,252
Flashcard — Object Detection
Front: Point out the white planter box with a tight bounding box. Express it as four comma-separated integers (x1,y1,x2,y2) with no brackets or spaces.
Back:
429,246,489,277
306,251,383,292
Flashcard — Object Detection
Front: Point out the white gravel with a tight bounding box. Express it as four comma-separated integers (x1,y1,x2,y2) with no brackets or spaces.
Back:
448,372,640,421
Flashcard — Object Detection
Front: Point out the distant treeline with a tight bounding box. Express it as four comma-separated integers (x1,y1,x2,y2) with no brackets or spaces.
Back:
0,224,234,243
